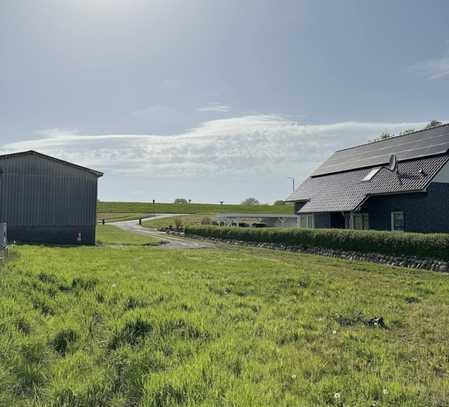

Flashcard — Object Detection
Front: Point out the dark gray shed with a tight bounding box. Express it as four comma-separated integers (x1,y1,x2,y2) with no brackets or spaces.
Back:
0,150,103,245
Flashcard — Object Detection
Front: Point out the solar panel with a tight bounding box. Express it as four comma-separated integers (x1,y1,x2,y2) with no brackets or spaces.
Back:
312,124,449,177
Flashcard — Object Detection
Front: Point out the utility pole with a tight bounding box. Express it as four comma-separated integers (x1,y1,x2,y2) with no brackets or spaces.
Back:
288,177,295,192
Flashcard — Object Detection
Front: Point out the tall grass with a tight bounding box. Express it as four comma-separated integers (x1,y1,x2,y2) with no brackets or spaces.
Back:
1,243,449,405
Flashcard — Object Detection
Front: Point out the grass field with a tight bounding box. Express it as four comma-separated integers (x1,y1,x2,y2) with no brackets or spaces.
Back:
98,201,293,216
96,225,164,246
143,214,209,229
1,227,449,406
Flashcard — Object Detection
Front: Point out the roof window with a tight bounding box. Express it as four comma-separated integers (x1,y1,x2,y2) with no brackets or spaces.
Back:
362,168,380,182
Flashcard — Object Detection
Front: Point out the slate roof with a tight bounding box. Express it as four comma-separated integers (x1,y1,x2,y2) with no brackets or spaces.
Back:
286,153,449,213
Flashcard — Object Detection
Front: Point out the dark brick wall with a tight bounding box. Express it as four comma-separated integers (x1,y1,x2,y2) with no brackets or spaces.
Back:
8,225,96,245
361,182,449,233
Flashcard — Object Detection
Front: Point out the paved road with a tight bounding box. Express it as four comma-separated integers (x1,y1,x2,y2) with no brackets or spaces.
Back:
113,215,215,249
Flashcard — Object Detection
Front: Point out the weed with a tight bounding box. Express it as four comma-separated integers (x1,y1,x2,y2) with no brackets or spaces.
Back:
52,328,79,356
72,277,98,290
110,317,153,350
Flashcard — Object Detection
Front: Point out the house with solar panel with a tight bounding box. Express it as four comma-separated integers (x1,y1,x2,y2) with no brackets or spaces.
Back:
286,123,449,233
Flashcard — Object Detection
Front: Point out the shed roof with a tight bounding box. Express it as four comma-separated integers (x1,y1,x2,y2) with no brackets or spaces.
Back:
286,154,449,213
0,150,103,177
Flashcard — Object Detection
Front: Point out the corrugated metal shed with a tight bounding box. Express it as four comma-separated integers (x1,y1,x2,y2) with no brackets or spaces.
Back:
0,150,103,245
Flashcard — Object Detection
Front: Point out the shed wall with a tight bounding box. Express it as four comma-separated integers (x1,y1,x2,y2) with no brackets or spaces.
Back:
0,154,99,244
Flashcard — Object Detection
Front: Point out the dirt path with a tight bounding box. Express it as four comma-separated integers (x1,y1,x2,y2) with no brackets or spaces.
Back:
113,216,215,249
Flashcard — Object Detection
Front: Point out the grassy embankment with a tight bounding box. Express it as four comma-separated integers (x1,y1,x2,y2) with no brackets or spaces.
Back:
1,226,449,405
97,201,293,224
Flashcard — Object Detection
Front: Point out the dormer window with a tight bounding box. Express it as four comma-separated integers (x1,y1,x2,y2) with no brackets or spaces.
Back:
362,168,380,182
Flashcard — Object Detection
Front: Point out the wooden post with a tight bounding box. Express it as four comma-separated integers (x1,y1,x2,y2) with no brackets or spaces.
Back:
139,218,142,225
102,219,105,225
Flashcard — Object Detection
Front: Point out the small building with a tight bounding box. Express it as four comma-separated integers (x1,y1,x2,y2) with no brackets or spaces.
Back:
0,150,103,245
286,124,449,233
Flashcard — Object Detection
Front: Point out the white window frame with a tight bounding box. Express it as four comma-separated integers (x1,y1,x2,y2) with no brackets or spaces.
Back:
298,214,314,228
391,211,405,232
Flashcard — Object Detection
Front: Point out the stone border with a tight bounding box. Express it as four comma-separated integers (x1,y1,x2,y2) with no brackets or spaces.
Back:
184,233,449,273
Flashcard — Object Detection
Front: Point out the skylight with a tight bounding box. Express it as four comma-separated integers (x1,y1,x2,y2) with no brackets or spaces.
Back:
362,168,380,182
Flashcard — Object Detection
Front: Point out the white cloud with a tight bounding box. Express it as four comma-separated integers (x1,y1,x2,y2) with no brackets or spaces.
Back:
197,102,231,113
0,116,426,181
413,55,449,80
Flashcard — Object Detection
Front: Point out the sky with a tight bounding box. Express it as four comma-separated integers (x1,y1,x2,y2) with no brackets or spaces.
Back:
1,0,448,203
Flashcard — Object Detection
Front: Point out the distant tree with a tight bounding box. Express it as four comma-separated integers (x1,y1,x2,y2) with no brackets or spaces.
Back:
174,198,188,204
241,197,260,206
370,132,393,143
399,128,416,135
425,120,443,129
274,200,286,205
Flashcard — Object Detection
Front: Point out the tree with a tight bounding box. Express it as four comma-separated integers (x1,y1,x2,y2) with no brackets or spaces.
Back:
370,132,393,142
399,128,416,136
274,200,286,205
241,197,260,206
174,198,188,204
425,120,443,129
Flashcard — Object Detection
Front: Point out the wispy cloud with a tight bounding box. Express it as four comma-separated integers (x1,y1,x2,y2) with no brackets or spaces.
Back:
413,54,449,80
0,116,426,180
197,102,231,113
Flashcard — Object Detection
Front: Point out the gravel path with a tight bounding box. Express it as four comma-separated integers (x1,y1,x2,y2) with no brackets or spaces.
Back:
113,216,215,249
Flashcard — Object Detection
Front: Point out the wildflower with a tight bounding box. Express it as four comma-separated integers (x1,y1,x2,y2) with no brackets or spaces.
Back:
111,283,117,288
334,392,341,400
291,374,297,379
383,388,388,395
332,330,337,335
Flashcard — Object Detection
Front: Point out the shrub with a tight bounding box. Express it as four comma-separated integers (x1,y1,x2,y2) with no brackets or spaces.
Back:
201,217,212,225
241,197,260,205
185,226,449,261
174,218,183,230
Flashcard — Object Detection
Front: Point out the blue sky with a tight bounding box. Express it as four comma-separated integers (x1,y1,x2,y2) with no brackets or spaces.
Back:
1,0,448,203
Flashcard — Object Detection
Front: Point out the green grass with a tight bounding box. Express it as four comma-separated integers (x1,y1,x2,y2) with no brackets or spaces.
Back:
98,201,293,215
143,214,212,229
96,225,164,246
1,242,449,405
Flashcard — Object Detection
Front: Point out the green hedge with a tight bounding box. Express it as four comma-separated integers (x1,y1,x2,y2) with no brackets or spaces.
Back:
185,225,449,261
